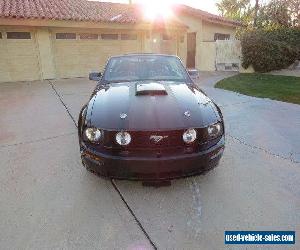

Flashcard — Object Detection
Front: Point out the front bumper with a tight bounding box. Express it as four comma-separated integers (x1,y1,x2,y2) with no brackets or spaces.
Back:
81,136,225,180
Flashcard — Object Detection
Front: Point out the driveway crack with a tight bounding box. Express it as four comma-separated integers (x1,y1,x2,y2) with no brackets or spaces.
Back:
111,179,158,250
219,100,252,108
227,133,299,164
48,80,77,128
0,132,76,149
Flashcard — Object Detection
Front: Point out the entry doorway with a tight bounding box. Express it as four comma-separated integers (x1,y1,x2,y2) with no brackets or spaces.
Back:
186,32,196,68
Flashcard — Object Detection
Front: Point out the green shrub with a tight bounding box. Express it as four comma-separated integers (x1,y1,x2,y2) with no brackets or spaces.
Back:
241,28,300,72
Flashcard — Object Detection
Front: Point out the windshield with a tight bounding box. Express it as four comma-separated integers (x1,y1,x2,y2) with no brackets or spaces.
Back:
103,55,191,83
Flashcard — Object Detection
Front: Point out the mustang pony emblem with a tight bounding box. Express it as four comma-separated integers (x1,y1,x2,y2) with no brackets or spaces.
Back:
150,135,168,143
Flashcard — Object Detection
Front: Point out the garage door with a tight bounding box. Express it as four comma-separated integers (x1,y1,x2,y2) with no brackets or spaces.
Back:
150,32,178,55
160,33,177,55
0,30,40,82
52,31,142,78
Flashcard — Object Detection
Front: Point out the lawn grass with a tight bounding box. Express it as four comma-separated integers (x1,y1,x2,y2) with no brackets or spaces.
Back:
215,73,300,105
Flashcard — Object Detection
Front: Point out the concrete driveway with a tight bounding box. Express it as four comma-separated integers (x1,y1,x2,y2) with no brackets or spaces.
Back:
0,73,299,250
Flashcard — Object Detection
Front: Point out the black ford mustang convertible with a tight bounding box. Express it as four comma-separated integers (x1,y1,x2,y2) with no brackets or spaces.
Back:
78,54,224,180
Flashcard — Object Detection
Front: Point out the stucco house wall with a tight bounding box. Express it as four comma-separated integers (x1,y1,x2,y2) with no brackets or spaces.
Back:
177,15,237,71
202,21,236,42
177,15,203,69
200,22,236,71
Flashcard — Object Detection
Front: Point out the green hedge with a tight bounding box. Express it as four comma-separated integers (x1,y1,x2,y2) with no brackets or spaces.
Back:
241,28,300,72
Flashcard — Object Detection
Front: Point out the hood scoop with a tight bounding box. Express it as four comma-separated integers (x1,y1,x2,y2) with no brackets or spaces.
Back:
135,82,168,96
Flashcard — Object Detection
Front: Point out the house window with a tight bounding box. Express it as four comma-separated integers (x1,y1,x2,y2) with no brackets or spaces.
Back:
79,33,98,40
101,34,118,40
56,33,76,39
214,33,230,41
180,36,184,43
7,32,31,39
121,34,137,40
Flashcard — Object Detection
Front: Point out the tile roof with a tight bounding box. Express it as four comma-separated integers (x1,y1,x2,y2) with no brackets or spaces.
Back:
0,0,141,23
0,0,240,27
173,5,241,26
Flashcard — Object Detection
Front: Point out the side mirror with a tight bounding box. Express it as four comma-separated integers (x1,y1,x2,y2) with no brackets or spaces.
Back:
187,69,200,79
89,72,102,81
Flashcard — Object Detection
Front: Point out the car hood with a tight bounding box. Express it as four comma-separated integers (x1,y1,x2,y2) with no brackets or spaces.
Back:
86,81,220,131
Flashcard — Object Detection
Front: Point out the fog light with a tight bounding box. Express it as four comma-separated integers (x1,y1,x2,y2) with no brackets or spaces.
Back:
210,147,224,160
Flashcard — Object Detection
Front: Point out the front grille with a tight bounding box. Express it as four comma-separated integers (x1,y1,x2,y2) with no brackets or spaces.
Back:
86,128,222,158
130,130,184,148
102,129,208,149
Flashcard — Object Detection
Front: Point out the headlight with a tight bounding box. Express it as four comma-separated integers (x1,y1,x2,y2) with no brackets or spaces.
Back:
183,128,197,144
84,128,102,143
207,122,223,139
116,131,131,146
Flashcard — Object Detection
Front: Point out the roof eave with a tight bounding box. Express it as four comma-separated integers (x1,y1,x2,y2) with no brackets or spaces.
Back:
202,17,242,27
0,16,188,30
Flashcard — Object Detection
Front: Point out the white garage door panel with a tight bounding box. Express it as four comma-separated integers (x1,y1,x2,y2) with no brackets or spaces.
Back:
120,41,141,53
6,41,37,55
0,34,40,83
53,34,142,78
7,40,40,81
161,40,177,55
55,42,78,53
0,39,10,82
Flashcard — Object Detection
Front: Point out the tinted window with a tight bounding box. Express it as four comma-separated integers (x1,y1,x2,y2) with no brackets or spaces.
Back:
104,55,191,83
7,32,31,39
56,33,76,39
101,34,118,40
79,33,98,40
121,34,137,40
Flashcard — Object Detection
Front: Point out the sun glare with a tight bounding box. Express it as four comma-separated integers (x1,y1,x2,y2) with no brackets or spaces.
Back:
142,0,174,20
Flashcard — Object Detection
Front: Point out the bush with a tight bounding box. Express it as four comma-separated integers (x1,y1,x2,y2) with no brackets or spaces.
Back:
241,28,300,72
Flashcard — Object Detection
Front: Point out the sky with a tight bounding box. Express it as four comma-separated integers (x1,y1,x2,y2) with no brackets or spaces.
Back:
98,0,220,14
